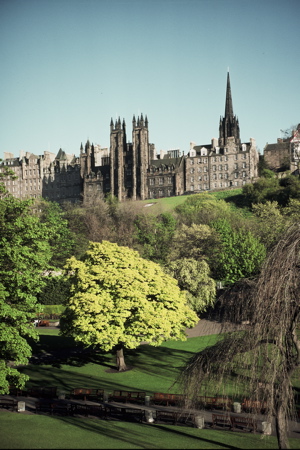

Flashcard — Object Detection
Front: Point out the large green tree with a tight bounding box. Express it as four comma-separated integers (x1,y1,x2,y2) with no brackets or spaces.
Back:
0,196,53,393
61,240,198,371
211,218,267,285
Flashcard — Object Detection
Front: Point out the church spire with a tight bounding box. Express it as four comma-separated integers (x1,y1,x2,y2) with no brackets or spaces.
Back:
225,71,234,118
219,71,240,146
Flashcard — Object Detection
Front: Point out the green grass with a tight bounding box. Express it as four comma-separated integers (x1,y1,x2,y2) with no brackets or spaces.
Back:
136,188,252,217
1,411,299,449
2,329,300,449
24,330,221,394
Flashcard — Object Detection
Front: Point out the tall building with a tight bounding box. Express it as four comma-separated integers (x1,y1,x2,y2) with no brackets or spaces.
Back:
185,72,258,193
0,73,259,203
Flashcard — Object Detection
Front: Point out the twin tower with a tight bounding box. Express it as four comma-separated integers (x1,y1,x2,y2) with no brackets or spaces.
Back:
109,113,156,201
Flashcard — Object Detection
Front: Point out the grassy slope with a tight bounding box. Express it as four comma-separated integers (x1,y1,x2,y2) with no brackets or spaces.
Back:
1,329,298,449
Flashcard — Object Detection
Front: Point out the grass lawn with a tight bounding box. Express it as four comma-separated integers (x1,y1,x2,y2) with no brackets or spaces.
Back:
1,329,300,449
1,411,299,449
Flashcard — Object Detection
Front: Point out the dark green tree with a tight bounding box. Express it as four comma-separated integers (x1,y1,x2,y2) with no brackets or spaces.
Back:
134,212,177,264
35,199,75,268
0,197,53,393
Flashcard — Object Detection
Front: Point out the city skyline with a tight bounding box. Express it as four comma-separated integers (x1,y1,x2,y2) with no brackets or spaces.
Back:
1,0,299,161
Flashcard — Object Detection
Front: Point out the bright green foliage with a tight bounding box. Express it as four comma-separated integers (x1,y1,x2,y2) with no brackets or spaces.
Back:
134,212,177,264
167,258,216,314
175,193,232,226
211,219,267,285
0,197,53,393
61,241,198,353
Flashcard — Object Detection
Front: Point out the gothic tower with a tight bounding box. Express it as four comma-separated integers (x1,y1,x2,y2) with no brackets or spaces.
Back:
110,117,127,201
219,72,241,146
132,113,149,200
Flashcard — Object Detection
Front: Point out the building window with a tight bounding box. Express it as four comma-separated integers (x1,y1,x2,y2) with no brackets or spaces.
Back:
190,185,194,191
198,184,201,190
242,172,246,177
167,176,172,184
242,162,246,168
213,165,216,171
191,177,194,182
150,178,154,185
190,168,194,173
234,173,238,178
234,163,238,170
213,174,217,180
219,165,222,171
159,177,164,185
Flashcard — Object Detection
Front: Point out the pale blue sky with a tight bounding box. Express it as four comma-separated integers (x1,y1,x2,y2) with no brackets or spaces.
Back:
0,0,299,160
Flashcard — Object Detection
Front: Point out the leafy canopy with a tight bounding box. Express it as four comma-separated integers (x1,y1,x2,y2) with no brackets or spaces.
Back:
166,258,216,314
0,196,53,393
61,241,198,351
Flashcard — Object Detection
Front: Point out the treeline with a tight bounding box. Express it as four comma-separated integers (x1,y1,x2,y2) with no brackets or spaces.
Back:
35,173,300,313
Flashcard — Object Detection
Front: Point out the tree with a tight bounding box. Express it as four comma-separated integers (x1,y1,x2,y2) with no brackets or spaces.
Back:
35,199,75,268
37,275,71,305
167,223,218,262
175,193,232,226
211,218,267,285
251,201,288,250
134,212,177,264
60,240,198,371
166,258,216,314
0,196,53,394
177,224,300,449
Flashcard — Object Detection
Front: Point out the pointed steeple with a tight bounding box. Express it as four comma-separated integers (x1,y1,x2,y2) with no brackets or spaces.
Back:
219,71,240,146
225,71,234,118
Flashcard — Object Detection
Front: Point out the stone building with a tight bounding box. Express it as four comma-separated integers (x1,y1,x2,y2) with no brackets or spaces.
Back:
0,73,259,203
0,149,82,203
185,72,258,193
263,124,300,174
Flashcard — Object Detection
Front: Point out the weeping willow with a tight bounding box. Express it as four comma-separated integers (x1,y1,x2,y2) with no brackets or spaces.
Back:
177,224,300,449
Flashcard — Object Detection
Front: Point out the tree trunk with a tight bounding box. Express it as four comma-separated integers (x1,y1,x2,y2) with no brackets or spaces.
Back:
115,343,127,371
275,404,290,449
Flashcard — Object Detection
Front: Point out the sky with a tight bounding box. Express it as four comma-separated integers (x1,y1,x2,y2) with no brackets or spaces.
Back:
0,0,299,161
